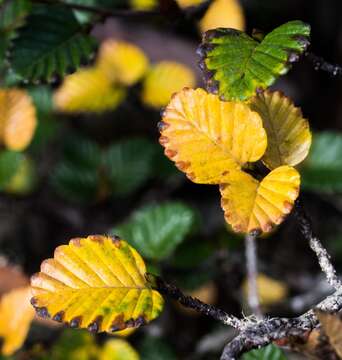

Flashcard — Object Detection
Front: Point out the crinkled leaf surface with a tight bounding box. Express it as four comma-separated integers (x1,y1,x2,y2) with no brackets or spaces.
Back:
31,235,164,333
251,90,312,169
99,339,139,360
198,20,310,101
0,286,35,356
10,4,96,82
54,68,126,113
242,344,287,359
0,88,37,151
220,166,300,233
301,132,342,193
112,202,196,260
159,87,267,184
142,61,196,108
97,40,149,85
316,310,342,357
200,0,245,33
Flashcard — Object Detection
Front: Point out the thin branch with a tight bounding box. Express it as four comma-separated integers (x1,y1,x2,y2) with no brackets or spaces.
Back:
306,52,342,76
294,199,342,290
148,274,244,330
220,287,342,360
245,233,262,319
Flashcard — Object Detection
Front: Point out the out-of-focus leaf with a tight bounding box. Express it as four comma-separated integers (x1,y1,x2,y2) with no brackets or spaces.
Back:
142,61,196,108
242,344,287,359
301,132,342,193
103,138,157,196
31,235,164,333
99,339,139,360
198,21,310,101
0,88,37,151
242,273,288,307
159,87,267,184
28,86,53,117
139,337,177,360
220,166,300,233
0,286,35,356
251,90,312,169
130,0,157,9
200,0,245,33
112,202,196,260
5,155,36,195
54,68,126,113
48,329,98,360
176,0,204,7
316,310,342,358
0,150,24,190
9,4,96,82
97,40,149,85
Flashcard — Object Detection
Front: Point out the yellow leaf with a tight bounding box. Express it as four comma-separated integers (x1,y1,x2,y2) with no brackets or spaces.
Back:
142,61,196,108
200,0,245,33
242,273,288,306
316,310,342,358
250,90,312,169
220,166,300,233
54,68,126,113
97,40,149,86
31,235,164,334
159,87,267,184
130,0,157,10
0,286,35,355
0,89,37,151
100,339,139,360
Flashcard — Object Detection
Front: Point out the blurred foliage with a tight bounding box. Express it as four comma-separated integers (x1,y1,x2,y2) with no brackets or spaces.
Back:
242,344,287,359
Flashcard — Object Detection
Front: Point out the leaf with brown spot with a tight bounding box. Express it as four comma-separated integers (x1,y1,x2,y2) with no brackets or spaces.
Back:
30,235,164,334
220,166,300,233
160,87,267,184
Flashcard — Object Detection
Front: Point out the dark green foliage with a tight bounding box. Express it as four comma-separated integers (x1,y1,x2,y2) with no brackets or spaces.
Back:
0,150,24,189
139,337,177,360
198,21,311,100
103,138,158,196
9,4,96,82
301,132,342,193
242,344,287,360
112,202,197,260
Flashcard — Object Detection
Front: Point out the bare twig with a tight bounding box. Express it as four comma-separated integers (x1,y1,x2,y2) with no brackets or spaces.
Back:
306,52,342,76
148,274,244,330
294,199,342,290
245,233,262,319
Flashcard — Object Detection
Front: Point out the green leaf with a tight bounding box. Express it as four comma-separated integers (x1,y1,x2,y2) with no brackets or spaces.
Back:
0,150,24,190
198,20,310,101
112,202,196,260
301,132,342,193
103,138,158,196
242,344,287,360
9,4,96,82
139,337,177,360
0,0,31,65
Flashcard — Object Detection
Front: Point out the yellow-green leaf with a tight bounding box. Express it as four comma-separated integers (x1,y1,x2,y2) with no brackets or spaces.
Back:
99,339,139,360
220,166,300,233
54,68,126,113
142,61,196,108
159,87,267,184
200,0,245,33
0,286,35,355
30,235,164,333
97,40,149,86
0,88,37,151
250,90,312,169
